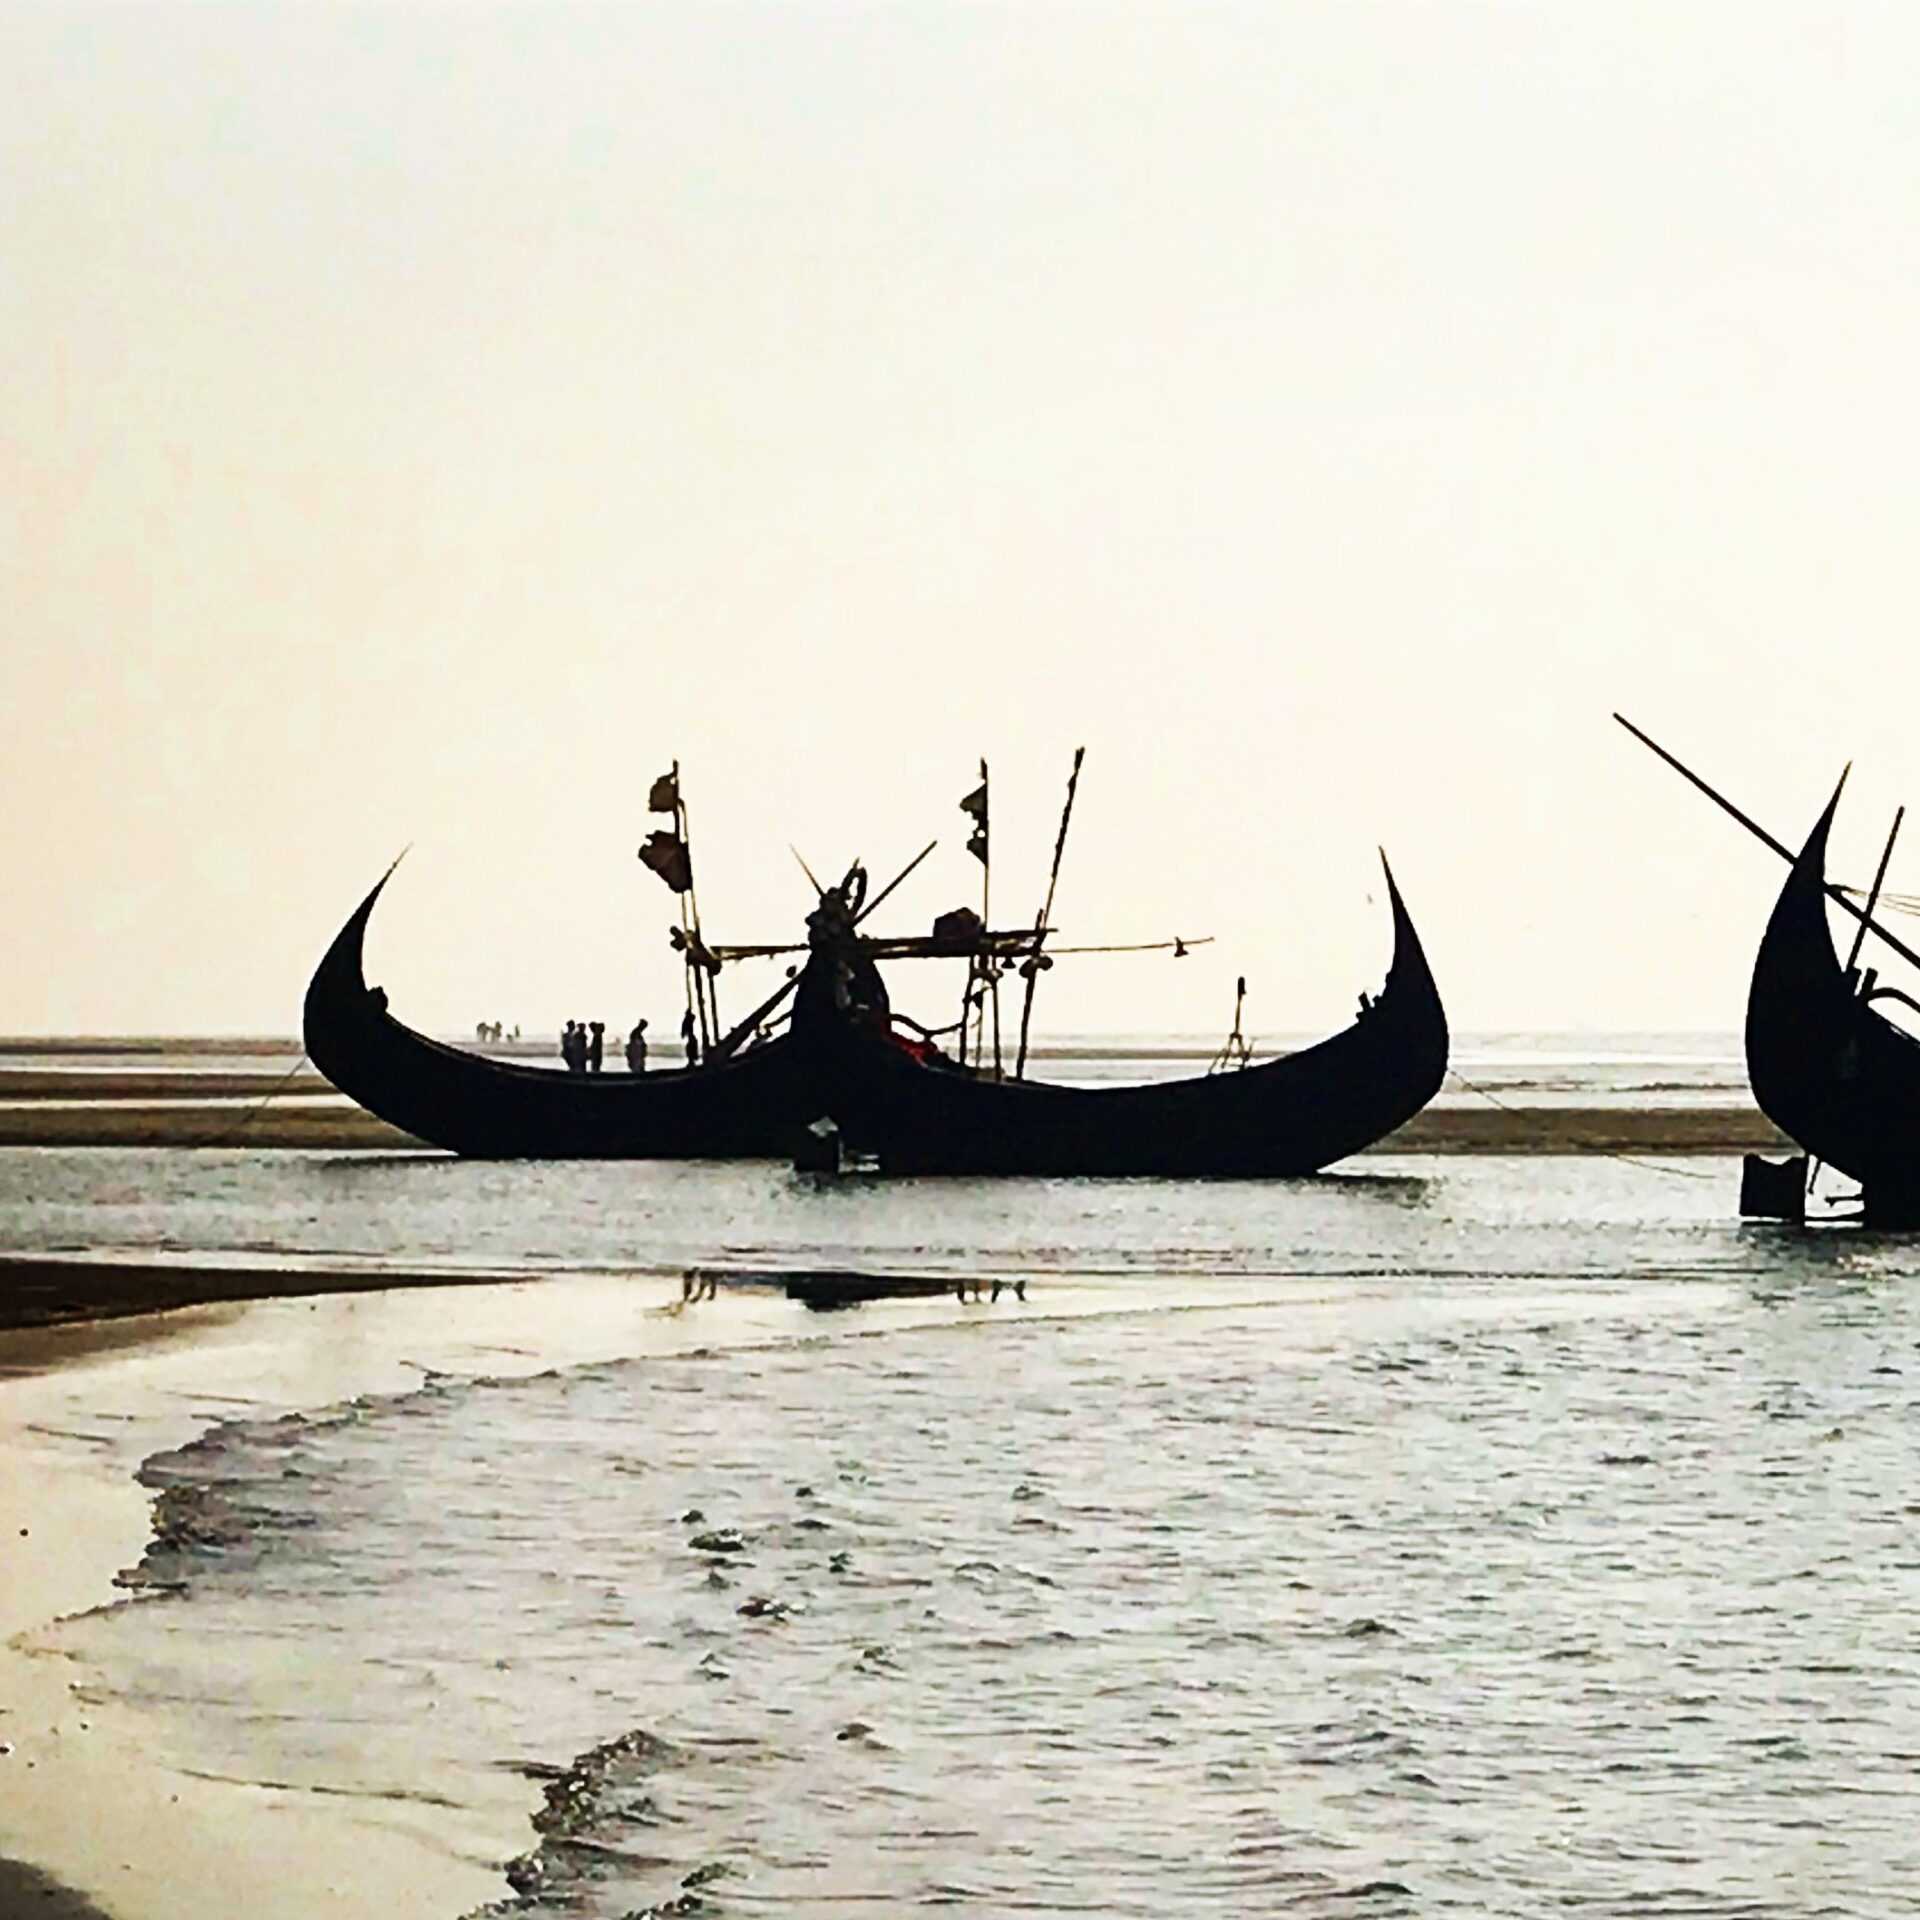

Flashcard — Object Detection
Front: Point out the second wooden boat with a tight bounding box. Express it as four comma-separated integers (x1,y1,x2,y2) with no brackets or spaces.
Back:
1746,782,1920,1222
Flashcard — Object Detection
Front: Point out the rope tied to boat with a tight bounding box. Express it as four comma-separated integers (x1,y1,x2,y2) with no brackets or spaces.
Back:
195,1051,315,1150
1442,1068,1719,1180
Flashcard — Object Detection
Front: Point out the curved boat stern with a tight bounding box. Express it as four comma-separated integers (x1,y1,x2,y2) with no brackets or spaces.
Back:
1374,851,1451,1114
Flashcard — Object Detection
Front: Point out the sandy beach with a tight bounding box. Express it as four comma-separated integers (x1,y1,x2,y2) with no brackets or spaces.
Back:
0,1267,864,1920
0,1099,1792,1155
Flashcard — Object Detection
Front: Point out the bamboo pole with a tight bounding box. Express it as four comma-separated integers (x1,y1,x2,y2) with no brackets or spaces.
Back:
856,840,938,925
1014,747,1085,1080
984,760,1003,1077
673,761,717,1054
1846,807,1904,977
1614,714,1920,975
959,759,992,1072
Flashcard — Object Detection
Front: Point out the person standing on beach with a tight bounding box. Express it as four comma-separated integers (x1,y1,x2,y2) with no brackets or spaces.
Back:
626,1019,649,1073
588,1021,605,1073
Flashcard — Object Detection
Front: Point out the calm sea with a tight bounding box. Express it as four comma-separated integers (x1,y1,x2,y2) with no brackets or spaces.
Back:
12,1122,1920,1918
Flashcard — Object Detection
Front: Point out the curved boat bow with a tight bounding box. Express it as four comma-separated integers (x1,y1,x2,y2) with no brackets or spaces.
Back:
303,868,811,1158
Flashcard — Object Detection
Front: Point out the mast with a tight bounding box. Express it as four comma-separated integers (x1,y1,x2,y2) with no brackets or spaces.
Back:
1846,808,1905,978
640,761,719,1060
674,762,720,1052
958,761,994,1073
1014,746,1085,1080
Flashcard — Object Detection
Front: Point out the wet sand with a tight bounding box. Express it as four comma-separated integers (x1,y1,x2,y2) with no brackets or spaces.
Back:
0,1105,420,1149
0,1255,531,1332
0,1100,1790,1153
0,1273,816,1920
0,1863,114,1918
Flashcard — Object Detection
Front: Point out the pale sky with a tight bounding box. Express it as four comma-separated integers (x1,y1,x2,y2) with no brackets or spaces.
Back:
7,2,1920,1037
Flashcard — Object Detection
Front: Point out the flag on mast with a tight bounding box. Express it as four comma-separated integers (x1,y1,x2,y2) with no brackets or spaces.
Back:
960,763,988,866
647,771,680,814
638,831,693,893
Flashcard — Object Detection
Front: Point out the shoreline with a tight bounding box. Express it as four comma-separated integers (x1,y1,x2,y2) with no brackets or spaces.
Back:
0,1142,1773,1917
0,1268,1041,1920
0,1255,550,1333
0,1102,1792,1153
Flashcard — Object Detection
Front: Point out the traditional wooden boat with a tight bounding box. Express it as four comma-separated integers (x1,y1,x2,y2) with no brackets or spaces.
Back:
1617,714,1920,1225
302,865,820,1157
306,746,1449,1172
799,857,1448,1177
1745,782,1920,1223
306,852,1447,1172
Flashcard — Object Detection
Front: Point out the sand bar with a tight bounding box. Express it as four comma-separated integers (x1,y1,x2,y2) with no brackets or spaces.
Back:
0,1255,536,1332
0,1101,1790,1153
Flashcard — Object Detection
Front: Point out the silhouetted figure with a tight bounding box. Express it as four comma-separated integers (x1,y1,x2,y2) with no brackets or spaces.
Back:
562,1021,587,1074
588,1021,605,1073
681,1007,699,1067
626,1019,649,1074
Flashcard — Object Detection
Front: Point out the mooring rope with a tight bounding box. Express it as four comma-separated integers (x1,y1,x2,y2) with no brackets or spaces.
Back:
195,1050,315,1150
1442,1067,1719,1180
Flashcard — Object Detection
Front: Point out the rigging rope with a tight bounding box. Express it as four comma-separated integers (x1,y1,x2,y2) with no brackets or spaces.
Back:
1839,884,1920,917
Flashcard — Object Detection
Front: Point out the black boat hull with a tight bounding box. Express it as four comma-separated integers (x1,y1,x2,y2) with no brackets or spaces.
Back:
305,858,1448,1173
1745,786,1920,1211
812,862,1449,1176
302,870,816,1158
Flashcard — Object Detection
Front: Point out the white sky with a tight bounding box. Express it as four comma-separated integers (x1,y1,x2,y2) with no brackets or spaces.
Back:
6,2,1920,1037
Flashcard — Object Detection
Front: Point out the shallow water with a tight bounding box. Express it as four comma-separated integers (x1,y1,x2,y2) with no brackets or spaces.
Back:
35,1148,1920,1917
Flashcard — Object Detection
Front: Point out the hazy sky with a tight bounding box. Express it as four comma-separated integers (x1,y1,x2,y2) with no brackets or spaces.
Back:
7,2,1920,1036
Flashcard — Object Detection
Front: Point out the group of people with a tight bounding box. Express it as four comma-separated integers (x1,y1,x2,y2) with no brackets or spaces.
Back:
473,1020,518,1044
560,1019,652,1074
557,1009,711,1074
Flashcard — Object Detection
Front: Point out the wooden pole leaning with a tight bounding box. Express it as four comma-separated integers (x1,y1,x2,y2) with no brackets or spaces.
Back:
1614,713,1920,976
1846,807,1905,979
1014,747,1085,1081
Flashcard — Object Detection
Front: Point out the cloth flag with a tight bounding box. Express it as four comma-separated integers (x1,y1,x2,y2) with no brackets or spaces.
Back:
648,771,680,814
960,763,988,866
639,831,693,894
